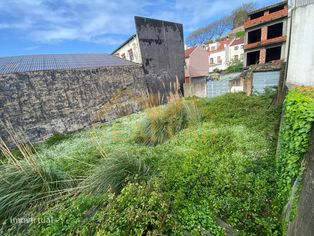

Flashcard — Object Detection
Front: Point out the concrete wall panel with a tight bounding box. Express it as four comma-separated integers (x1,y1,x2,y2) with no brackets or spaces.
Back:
135,16,185,97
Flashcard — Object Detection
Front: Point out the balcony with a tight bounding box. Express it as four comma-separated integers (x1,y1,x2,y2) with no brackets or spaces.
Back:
244,8,288,29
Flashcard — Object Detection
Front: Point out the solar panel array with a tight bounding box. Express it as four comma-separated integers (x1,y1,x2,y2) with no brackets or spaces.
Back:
0,54,133,75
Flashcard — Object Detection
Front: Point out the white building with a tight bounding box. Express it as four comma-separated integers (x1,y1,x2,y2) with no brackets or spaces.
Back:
206,38,232,72
205,37,244,73
112,34,142,64
229,37,244,62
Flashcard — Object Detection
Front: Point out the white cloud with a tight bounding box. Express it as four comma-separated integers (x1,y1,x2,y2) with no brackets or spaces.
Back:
0,0,272,45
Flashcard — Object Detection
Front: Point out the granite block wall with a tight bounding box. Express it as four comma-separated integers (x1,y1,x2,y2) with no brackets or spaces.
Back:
0,64,147,145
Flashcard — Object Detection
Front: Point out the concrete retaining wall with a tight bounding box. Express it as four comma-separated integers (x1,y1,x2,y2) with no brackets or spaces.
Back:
286,2,314,87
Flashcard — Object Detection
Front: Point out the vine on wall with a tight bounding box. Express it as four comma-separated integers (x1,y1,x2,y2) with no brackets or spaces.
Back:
277,88,314,223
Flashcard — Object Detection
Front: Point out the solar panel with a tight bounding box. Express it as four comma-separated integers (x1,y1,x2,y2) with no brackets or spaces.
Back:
0,54,134,75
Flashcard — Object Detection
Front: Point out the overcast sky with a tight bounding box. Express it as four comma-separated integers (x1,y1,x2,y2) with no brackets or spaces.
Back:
0,0,280,57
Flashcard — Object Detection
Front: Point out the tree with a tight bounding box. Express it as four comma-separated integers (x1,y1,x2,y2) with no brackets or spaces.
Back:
232,2,256,28
186,16,232,46
186,2,256,46
226,58,243,73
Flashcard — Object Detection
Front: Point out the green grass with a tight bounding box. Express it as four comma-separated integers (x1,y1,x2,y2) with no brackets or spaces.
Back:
0,92,283,235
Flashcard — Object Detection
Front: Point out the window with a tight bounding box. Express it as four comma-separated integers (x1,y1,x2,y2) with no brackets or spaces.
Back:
234,55,239,60
266,46,281,63
248,29,262,43
240,54,244,60
235,46,239,50
267,22,283,39
246,50,260,66
250,11,264,20
210,58,214,64
269,4,284,13
217,56,222,64
128,49,134,61
121,53,126,59
211,46,215,51
241,45,244,49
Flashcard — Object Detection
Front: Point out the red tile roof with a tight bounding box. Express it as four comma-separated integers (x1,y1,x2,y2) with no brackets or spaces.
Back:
230,37,244,46
208,38,234,54
185,46,197,58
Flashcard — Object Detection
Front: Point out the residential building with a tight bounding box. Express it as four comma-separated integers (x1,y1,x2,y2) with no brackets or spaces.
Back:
244,1,288,67
207,38,237,72
184,46,209,83
229,37,245,62
112,34,142,63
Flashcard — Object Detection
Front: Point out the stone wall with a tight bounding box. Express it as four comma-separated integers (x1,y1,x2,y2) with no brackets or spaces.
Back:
0,65,147,145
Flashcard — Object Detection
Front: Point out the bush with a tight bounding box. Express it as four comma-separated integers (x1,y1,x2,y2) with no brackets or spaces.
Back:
28,194,106,236
135,99,201,146
81,152,152,194
225,58,243,73
96,179,175,235
277,88,314,230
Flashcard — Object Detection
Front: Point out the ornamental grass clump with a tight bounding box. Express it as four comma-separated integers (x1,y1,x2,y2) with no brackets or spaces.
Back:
0,128,75,221
81,152,151,194
135,98,201,146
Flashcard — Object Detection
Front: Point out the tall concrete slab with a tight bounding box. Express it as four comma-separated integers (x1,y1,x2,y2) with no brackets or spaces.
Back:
135,16,185,99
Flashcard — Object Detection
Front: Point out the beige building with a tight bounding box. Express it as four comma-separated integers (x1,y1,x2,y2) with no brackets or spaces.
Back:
112,34,142,64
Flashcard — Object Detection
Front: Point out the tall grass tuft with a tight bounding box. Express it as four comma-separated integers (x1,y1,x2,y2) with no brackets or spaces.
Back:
0,125,76,220
81,152,151,194
135,98,201,146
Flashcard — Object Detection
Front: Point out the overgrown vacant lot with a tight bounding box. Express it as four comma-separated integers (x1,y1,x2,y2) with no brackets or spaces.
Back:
1,93,282,235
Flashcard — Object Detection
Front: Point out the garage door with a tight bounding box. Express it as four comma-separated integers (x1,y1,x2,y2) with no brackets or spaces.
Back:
253,71,280,94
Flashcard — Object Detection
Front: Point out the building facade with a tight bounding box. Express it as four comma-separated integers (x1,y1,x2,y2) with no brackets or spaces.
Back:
207,39,232,72
206,37,244,72
229,37,245,62
112,34,142,64
184,46,209,82
244,1,288,67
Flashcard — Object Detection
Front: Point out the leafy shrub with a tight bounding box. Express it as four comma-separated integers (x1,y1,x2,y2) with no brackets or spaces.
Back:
225,58,243,73
277,88,314,228
81,152,152,194
236,31,245,37
28,194,106,236
96,179,175,235
135,99,201,146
